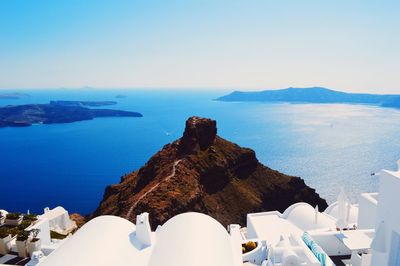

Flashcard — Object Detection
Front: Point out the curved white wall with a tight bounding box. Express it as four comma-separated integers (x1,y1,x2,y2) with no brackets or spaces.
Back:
148,212,237,266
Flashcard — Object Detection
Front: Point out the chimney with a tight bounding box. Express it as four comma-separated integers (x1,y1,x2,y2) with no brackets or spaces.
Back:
136,212,153,247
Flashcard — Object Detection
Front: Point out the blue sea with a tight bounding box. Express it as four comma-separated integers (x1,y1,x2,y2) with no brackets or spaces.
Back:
1,89,400,215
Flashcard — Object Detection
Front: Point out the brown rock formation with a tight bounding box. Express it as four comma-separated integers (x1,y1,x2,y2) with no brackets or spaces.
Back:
70,213,86,228
93,116,327,229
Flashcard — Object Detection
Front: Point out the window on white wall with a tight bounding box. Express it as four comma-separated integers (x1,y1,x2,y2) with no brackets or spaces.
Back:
388,231,400,266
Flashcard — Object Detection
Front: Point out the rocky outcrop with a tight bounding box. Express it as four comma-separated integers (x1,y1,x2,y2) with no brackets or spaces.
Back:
178,117,217,154
70,213,86,228
93,116,327,228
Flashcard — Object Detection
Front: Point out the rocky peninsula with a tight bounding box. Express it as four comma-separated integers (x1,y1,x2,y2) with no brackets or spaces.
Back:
93,116,327,228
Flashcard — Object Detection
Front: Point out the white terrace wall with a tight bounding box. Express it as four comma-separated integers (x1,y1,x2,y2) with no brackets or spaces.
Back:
357,193,378,230
28,218,51,246
371,169,400,266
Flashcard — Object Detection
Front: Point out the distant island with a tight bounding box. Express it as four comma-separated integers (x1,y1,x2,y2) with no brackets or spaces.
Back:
115,95,128,99
49,100,117,107
0,101,142,128
0,93,30,99
216,87,400,109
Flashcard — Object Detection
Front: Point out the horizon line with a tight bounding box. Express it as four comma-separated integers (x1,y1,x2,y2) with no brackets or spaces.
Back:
0,86,399,95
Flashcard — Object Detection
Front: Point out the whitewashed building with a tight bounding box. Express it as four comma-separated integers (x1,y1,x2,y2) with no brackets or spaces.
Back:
370,161,400,265
2,161,400,266
0,207,76,266
39,206,76,235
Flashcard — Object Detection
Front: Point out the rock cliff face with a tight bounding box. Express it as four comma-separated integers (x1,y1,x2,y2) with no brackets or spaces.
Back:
94,117,327,228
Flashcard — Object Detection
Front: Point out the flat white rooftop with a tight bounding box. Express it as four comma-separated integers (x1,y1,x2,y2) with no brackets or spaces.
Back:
247,212,303,246
335,230,373,251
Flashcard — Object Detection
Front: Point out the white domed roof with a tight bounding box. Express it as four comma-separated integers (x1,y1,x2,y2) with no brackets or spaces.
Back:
40,215,147,266
324,202,359,224
40,213,240,266
283,203,335,231
148,212,236,266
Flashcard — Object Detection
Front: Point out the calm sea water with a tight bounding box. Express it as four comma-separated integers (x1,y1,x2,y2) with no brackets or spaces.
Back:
1,89,400,215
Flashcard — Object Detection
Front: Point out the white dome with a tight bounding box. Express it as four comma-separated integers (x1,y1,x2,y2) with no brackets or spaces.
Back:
283,203,335,231
40,213,240,266
148,212,236,266
324,202,359,224
40,215,146,266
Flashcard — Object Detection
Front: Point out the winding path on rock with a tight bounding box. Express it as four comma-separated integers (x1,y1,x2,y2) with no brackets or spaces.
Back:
125,159,182,219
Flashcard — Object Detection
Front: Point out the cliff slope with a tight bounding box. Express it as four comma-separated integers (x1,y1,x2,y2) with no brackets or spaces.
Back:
94,117,327,228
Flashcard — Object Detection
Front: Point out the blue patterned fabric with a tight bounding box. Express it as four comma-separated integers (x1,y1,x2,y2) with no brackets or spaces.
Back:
302,232,327,266
302,232,314,248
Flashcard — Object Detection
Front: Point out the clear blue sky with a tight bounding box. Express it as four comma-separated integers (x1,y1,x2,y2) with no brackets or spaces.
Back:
0,0,399,93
